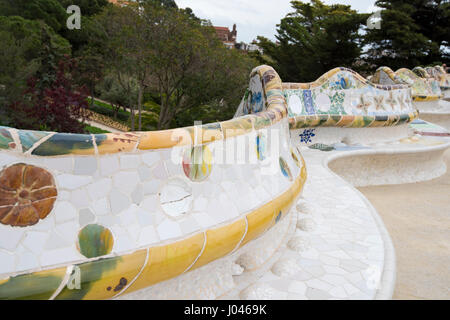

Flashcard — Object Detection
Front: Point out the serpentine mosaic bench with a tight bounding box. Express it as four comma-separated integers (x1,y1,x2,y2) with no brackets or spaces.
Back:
0,66,307,300
1,64,448,301
235,67,418,146
372,67,450,130
281,68,417,146
244,68,417,145
235,66,450,186
424,66,450,99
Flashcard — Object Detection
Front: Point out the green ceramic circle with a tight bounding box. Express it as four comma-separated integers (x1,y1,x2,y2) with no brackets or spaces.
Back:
77,224,114,258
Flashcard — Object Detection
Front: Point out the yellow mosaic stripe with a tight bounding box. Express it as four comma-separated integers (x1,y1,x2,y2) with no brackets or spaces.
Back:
191,219,247,270
55,249,148,300
123,233,206,294
413,96,440,102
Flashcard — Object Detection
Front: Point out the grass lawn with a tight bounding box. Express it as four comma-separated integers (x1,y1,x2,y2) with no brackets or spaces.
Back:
84,124,111,134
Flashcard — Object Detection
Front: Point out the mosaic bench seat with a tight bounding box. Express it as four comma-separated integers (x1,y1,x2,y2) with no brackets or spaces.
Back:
0,66,307,300
281,68,418,146
372,66,450,130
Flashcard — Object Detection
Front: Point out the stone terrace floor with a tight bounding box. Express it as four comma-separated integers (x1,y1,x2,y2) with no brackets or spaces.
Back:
359,150,450,300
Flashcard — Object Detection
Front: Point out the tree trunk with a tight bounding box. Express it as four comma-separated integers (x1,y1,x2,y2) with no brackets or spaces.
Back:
112,104,118,119
158,95,172,130
157,106,164,130
129,92,135,132
138,83,143,131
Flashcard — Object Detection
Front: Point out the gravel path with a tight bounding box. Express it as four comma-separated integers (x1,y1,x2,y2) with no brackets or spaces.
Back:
84,120,124,133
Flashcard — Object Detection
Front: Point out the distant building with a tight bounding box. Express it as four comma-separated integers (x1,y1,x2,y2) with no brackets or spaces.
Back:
213,24,237,49
247,42,263,54
235,41,264,54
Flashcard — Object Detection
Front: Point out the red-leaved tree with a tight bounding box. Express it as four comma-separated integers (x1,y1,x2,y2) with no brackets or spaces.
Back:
11,56,89,133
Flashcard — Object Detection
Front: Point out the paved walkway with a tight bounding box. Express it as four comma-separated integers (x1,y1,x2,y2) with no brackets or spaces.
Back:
358,150,450,300
220,149,390,300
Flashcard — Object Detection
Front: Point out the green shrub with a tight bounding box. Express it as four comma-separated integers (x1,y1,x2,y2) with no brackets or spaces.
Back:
90,101,130,123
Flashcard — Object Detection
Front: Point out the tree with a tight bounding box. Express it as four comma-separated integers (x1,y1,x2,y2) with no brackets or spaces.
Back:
7,39,89,133
139,2,256,129
256,0,367,82
0,15,89,132
174,41,257,128
137,0,178,9
0,31,39,126
57,0,111,53
0,0,67,32
97,73,133,119
57,0,110,16
95,5,148,131
412,0,449,56
73,48,105,107
0,16,71,127
0,16,70,61
364,0,449,70
95,2,256,130
13,56,89,133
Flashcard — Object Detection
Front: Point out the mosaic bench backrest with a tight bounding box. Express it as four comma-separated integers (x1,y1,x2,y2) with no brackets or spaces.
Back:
413,66,432,79
0,65,307,300
282,68,417,130
234,68,270,117
425,66,450,90
372,66,442,101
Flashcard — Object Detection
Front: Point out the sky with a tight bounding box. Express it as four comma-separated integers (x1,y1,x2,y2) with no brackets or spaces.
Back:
175,0,378,43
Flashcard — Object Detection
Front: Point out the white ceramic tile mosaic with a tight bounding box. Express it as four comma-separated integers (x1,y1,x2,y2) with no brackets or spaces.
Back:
220,149,394,300
0,120,298,279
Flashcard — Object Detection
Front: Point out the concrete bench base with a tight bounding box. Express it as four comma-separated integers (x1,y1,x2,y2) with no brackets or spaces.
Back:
327,142,449,187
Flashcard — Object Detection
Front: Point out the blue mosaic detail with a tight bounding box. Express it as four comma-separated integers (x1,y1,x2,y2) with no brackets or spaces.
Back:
302,90,315,115
256,133,266,161
275,211,282,224
299,129,316,144
251,91,264,113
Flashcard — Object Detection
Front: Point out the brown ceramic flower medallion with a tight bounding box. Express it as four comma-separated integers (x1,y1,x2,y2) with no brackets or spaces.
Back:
0,163,57,227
